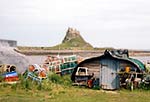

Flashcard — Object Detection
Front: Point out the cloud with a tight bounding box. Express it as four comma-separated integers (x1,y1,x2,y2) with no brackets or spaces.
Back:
0,0,150,49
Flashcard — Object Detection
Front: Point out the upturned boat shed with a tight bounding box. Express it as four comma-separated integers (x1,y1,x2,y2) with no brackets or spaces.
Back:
71,49,146,90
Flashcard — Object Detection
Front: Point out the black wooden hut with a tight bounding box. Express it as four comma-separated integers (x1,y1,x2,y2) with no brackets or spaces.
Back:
71,49,146,90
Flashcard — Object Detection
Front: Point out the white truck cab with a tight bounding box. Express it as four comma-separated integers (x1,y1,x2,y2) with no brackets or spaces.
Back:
76,67,89,76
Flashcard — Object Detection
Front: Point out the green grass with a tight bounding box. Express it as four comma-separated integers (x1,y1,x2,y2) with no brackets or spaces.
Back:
1,87,150,102
1,74,150,102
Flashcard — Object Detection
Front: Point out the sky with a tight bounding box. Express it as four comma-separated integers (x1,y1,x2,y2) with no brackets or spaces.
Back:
0,0,150,49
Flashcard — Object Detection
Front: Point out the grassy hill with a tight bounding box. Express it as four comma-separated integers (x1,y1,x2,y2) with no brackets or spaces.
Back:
53,36,93,50
53,28,93,50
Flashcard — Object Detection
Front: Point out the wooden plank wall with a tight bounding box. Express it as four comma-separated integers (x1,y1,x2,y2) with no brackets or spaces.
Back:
81,59,100,78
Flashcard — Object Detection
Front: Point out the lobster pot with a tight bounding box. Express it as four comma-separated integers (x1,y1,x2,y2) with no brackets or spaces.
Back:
63,55,77,63
49,65,61,73
49,60,62,66
0,64,17,74
28,65,35,72
61,69,74,75
61,62,77,69
61,62,77,75
39,71,47,78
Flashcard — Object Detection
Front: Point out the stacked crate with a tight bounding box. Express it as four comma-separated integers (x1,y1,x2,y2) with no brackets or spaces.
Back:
46,55,77,75
61,55,77,75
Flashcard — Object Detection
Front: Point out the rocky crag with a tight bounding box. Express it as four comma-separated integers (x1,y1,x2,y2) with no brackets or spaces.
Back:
55,27,93,50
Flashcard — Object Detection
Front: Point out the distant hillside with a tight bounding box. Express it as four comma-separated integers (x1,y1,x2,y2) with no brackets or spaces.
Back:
53,28,93,50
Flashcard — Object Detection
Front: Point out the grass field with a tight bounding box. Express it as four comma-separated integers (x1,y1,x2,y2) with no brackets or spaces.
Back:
0,75,150,102
1,86,150,102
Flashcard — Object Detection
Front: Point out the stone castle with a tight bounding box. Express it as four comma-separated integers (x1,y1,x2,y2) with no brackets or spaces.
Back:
62,27,85,43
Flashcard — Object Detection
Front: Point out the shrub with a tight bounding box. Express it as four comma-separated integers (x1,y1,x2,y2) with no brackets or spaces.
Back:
47,73,72,86
48,73,63,84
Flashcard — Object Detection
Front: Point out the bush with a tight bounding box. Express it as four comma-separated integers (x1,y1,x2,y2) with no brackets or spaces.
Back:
0,75,3,82
139,82,150,90
47,73,72,86
48,73,63,84
0,72,72,92
40,80,52,91
11,83,17,90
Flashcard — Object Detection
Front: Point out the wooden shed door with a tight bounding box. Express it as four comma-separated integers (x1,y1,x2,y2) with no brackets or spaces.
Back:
100,59,119,90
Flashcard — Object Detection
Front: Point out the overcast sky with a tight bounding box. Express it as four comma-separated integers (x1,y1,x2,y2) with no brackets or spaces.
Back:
0,0,150,49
